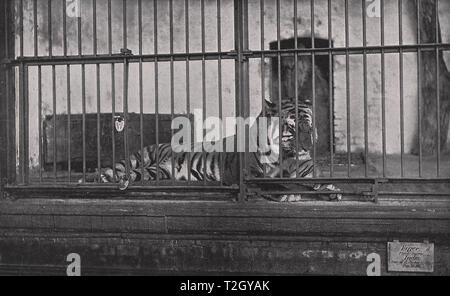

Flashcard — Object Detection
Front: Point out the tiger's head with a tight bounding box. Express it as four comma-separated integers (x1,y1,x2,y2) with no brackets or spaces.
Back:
264,98,315,158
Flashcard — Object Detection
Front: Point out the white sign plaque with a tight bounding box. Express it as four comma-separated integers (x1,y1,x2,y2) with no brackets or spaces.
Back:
388,241,434,273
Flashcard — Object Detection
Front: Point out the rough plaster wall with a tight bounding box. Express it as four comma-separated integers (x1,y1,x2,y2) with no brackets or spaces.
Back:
14,0,450,167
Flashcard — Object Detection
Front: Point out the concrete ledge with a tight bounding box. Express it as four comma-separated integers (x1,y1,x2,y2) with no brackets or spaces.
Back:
0,198,449,275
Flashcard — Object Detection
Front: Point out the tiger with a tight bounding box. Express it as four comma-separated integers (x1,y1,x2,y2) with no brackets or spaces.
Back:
83,97,342,201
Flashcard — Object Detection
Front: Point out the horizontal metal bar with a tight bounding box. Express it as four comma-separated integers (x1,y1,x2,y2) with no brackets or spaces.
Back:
378,192,450,197
251,190,361,196
5,184,240,192
250,190,450,197
7,52,238,65
3,43,449,66
248,48,448,58
251,43,450,54
246,178,450,184
7,185,448,198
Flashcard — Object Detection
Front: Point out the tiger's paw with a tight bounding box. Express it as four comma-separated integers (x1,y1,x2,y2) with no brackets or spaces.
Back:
314,184,342,201
267,194,302,202
263,194,302,202
119,177,130,191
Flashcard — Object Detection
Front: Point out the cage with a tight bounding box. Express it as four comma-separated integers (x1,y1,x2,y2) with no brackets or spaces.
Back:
1,0,450,201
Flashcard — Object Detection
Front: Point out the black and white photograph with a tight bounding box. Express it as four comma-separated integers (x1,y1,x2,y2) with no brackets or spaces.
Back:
0,0,449,279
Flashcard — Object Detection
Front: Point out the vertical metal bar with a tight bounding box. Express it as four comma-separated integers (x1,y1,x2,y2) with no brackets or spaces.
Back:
6,65,12,183
94,0,101,182
67,65,71,182
170,0,175,184
108,0,112,55
0,3,3,192
1,0,10,189
345,0,351,177
64,1,70,180
328,0,334,177
399,0,405,177
34,0,38,57
260,0,266,179
435,0,440,177
242,0,250,184
34,0,42,182
235,0,245,200
243,0,250,183
123,0,127,50
49,0,55,181
185,0,191,183
138,0,143,66
48,0,52,57
362,0,369,177
201,0,207,184
78,0,82,56
5,66,12,183
111,64,116,182
93,0,97,55
4,0,9,64
19,0,23,57
218,0,224,186
17,0,25,182
5,0,15,184
417,0,423,177
96,64,101,182
276,0,282,178
123,0,130,181
18,63,27,184
52,65,57,182
63,0,67,56
154,0,160,184
81,64,86,183
38,66,42,182
108,0,116,182
18,64,24,183
311,0,316,178
24,65,29,183
294,0,299,178
381,0,386,177
139,0,144,184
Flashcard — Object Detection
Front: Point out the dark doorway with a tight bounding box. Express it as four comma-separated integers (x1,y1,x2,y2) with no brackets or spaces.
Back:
269,38,333,157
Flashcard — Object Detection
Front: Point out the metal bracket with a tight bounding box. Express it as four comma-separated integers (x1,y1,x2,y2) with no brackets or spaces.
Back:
120,48,133,56
227,50,253,62
362,178,388,203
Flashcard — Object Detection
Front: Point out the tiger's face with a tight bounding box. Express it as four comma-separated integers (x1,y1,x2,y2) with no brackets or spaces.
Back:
265,99,314,158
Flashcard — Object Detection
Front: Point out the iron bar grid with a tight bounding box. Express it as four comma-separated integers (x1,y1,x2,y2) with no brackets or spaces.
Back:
1,0,449,201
